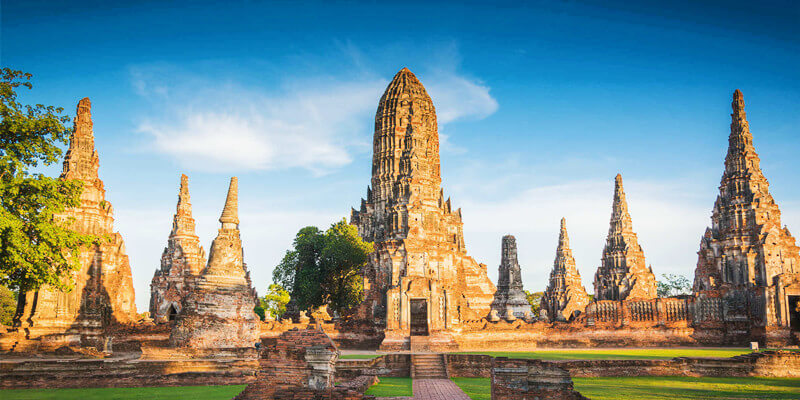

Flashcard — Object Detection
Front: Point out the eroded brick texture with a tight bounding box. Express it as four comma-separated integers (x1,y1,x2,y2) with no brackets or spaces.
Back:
490,235,531,320
169,178,259,349
150,174,207,323
350,68,496,350
541,219,591,322
9,98,137,350
236,328,373,400
593,174,658,301
693,90,800,339
491,357,588,400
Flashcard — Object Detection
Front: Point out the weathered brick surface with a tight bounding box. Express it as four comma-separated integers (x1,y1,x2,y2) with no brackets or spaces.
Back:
336,354,411,380
150,174,207,324
6,98,137,351
443,351,800,380
236,328,374,400
491,357,588,400
350,68,496,350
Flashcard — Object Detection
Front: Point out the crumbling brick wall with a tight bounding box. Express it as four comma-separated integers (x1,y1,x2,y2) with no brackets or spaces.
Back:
491,357,588,400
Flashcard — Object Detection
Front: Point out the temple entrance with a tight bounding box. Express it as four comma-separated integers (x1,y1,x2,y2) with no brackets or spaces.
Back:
789,296,800,331
168,304,178,321
410,299,428,336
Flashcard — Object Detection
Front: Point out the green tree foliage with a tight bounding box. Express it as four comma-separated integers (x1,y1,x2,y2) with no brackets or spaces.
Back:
0,285,16,325
273,219,374,315
259,283,290,320
0,68,97,292
525,290,543,316
657,273,692,297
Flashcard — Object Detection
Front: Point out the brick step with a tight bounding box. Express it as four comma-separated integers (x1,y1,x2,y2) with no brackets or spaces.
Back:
411,353,447,379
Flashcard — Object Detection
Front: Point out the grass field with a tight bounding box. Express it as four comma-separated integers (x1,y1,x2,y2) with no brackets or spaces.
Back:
573,376,800,399
456,348,754,360
364,377,413,397
0,385,247,400
451,377,800,400
451,377,491,400
339,354,382,359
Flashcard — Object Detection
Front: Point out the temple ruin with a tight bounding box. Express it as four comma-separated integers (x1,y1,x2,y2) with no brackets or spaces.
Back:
349,67,496,350
541,218,591,322
593,174,658,301
693,90,800,344
8,98,137,350
490,235,531,320
169,177,260,350
149,174,207,323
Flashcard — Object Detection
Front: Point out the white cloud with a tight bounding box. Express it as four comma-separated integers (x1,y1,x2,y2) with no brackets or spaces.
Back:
134,75,385,174
426,72,499,124
130,60,499,173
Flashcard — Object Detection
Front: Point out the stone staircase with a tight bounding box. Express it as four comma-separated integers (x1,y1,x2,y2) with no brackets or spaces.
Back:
411,353,448,379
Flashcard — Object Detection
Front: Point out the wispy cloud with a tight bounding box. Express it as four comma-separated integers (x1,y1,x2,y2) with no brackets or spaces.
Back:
129,49,499,174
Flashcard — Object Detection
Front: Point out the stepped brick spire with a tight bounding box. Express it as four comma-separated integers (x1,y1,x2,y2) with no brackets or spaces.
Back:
14,98,137,341
693,90,800,327
490,235,531,319
350,68,495,347
61,98,101,183
542,218,590,321
149,174,207,323
593,174,657,300
170,177,258,349
219,177,239,227
204,177,245,280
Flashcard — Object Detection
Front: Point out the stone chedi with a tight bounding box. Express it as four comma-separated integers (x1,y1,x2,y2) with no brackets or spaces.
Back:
593,174,658,300
149,174,207,323
350,68,495,347
693,90,800,330
490,235,531,319
542,218,591,321
13,98,137,344
169,177,259,349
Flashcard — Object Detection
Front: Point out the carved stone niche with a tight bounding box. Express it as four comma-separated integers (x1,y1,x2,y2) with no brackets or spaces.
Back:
305,344,338,390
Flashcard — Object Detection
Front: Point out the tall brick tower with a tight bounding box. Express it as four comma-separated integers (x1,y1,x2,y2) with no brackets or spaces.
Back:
351,68,495,350
542,218,591,321
693,90,800,340
593,174,658,301
150,174,207,323
13,98,137,348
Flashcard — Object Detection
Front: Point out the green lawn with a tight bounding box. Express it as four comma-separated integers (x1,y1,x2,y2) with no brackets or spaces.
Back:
0,385,247,400
448,377,800,400
452,377,491,400
339,354,382,359
457,348,754,360
573,376,800,399
364,377,413,397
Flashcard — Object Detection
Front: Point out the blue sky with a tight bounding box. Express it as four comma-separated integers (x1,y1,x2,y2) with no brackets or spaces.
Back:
3,0,799,311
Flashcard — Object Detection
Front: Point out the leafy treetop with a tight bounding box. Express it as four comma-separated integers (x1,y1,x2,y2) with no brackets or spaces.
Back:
0,68,97,292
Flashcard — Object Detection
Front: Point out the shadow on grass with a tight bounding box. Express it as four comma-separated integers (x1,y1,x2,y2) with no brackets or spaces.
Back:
0,385,248,400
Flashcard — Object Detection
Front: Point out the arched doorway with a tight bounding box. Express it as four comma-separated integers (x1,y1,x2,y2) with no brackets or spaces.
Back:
168,304,178,321
410,299,428,336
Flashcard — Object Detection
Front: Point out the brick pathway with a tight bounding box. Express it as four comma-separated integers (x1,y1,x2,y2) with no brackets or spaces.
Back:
411,378,471,400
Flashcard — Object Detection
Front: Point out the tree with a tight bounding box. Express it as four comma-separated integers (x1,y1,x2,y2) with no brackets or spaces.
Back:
260,283,290,320
657,274,692,297
273,219,373,315
525,290,543,316
0,68,97,292
0,285,16,326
